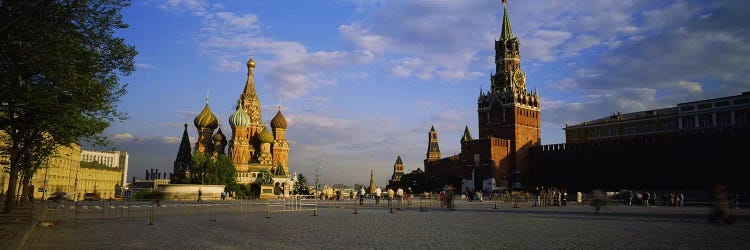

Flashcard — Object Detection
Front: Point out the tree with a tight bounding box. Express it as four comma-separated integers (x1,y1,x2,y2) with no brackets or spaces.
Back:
0,1,137,212
293,174,310,195
188,152,236,186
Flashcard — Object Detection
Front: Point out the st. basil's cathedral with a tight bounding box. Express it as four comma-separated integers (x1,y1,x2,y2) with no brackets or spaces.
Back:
173,56,291,186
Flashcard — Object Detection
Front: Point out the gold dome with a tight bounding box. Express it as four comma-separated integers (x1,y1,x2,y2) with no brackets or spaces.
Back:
247,55,256,68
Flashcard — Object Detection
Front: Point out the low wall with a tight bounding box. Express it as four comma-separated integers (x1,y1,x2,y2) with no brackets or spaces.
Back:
157,184,225,201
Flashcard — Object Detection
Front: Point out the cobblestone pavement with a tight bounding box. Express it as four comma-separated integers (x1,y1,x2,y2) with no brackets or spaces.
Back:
21,201,750,250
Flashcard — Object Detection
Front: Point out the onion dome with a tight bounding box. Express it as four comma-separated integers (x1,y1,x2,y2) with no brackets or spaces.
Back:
271,108,287,129
194,100,219,129
229,100,252,127
247,55,256,68
259,126,274,143
213,127,226,142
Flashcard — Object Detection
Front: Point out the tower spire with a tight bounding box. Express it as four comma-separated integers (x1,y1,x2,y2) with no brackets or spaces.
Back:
500,0,514,41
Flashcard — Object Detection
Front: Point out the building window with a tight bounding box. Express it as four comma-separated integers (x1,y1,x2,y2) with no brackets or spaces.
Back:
662,119,677,131
682,116,695,129
717,112,731,126
715,101,730,107
698,103,712,109
699,114,712,127
680,106,695,112
612,127,619,135
737,110,749,124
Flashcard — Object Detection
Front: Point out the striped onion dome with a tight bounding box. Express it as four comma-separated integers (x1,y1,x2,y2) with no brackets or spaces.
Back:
229,101,251,128
259,126,274,143
194,102,219,129
271,109,287,129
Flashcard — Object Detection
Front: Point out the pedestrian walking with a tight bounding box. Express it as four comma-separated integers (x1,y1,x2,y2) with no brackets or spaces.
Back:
375,187,382,205
406,187,413,206
387,188,394,207
397,187,404,207
709,184,734,224
359,187,365,205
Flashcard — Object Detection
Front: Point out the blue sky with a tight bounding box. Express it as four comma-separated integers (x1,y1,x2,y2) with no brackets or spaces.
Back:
97,0,749,187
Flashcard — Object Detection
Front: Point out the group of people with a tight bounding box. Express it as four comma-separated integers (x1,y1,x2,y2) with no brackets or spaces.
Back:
626,191,685,207
462,188,484,202
532,187,568,207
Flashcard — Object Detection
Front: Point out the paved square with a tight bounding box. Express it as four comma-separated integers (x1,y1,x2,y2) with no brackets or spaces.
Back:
23,201,750,249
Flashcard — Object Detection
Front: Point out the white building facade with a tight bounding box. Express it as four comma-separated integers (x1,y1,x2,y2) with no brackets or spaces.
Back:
81,150,129,188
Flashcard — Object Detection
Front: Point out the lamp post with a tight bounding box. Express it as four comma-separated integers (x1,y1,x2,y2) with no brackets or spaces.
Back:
314,157,324,197
42,160,49,201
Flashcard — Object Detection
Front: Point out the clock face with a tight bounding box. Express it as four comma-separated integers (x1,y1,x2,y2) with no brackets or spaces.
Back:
514,70,525,88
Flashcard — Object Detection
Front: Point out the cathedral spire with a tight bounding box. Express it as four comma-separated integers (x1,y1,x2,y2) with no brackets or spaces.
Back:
243,55,258,98
461,124,474,142
500,0,514,41
173,123,193,181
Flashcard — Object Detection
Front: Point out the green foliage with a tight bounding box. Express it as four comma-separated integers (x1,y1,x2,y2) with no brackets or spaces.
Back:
0,0,136,212
80,161,118,171
226,183,259,198
293,174,310,195
188,152,236,186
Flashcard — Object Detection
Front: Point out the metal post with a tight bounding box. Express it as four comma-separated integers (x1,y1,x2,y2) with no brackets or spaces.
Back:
353,195,359,214
389,198,394,213
74,201,78,229
266,204,270,218
210,204,216,221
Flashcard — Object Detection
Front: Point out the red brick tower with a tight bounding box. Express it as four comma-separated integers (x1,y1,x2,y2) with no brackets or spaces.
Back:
477,0,540,187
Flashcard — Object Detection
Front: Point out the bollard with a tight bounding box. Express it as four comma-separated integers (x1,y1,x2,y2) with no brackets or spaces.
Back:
354,197,359,214
74,202,78,229
313,203,318,216
494,201,498,209
266,204,271,218
210,204,216,221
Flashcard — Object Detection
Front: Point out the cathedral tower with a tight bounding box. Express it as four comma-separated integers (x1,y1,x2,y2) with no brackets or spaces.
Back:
229,99,252,164
212,126,227,157
240,55,263,160
426,125,441,161
258,126,274,166
173,123,192,181
271,108,289,176
477,0,540,186
194,98,219,154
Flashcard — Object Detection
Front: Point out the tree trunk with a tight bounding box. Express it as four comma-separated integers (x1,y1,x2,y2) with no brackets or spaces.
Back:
3,167,19,213
20,175,31,207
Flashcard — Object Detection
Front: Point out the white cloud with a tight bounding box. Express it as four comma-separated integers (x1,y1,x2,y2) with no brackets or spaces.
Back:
161,136,181,144
112,133,135,142
339,24,388,54
562,34,601,57
673,80,703,93
135,63,155,69
111,133,187,145
159,0,210,16
524,30,572,62
215,57,242,72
